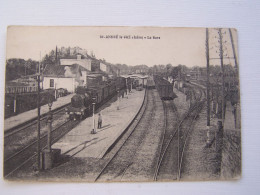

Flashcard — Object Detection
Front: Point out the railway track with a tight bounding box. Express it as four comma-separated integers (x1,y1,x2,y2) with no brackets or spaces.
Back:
4,118,80,178
4,107,68,163
177,86,206,180
4,103,70,138
4,83,206,180
94,89,164,182
94,84,206,182
154,85,206,181
153,100,179,181
4,87,125,141
4,89,126,178
178,100,205,179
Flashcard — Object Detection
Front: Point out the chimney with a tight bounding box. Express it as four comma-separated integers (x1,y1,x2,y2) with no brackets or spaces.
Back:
55,46,58,63
77,55,81,60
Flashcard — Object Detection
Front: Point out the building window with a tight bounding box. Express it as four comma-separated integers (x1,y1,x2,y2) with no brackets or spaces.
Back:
50,79,54,87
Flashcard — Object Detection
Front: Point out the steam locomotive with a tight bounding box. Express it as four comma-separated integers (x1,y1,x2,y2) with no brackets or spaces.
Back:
65,76,126,120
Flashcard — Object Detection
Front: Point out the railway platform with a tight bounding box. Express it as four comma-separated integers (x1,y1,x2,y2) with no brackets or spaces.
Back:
4,94,75,132
52,89,145,159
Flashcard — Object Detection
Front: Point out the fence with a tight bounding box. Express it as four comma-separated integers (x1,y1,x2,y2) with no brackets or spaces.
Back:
5,86,38,94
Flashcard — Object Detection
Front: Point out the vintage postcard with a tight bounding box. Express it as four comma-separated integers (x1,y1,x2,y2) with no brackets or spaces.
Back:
4,26,241,182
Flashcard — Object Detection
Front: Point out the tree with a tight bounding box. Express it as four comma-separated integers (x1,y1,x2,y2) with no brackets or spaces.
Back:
5,58,39,81
24,58,32,76
153,65,158,74
6,58,25,81
41,50,57,71
170,66,181,81
166,64,172,71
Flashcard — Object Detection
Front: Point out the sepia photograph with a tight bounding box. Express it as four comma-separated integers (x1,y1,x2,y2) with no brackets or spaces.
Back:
4,26,241,182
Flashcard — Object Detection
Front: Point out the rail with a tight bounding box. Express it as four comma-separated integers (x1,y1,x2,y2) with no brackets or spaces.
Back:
4,107,67,138
4,119,79,178
154,85,206,181
94,89,149,182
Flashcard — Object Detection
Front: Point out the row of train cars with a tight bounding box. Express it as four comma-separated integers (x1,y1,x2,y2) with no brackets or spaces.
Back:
66,76,130,120
5,75,177,120
147,75,177,100
66,75,177,120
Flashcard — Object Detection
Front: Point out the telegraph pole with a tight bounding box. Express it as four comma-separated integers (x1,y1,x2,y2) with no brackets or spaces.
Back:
37,53,42,170
206,28,210,127
229,28,239,129
214,28,225,174
205,28,211,147
91,97,96,134
219,28,225,125
37,72,41,170
117,89,120,110
229,29,238,70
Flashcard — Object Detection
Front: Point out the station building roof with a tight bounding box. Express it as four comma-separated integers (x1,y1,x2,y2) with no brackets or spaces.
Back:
121,74,148,79
60,58,92,71
43,64,90,78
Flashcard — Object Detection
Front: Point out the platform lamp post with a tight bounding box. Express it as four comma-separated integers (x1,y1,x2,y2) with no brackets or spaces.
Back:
117,88,120,110
47,98,53,152
91,97,96,134
130,79,132,93
42,96,54,170
36,74,44,170
125,77,128,97
205,28,211,147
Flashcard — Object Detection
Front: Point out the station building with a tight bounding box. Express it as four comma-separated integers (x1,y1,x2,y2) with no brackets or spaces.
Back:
42,54,111,92
42,61,89,93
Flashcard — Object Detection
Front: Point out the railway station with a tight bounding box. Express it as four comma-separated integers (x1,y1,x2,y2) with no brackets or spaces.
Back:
4,27,241,182
52,88,145,159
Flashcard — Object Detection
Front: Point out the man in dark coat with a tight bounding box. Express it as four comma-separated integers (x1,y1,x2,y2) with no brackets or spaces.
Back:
98,113,102,129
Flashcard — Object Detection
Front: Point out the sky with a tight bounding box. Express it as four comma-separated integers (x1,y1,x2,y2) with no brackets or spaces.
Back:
6,26,238,67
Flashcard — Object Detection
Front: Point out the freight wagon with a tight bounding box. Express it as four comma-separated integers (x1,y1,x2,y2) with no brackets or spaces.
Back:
153,75,177,100
146,76,155,89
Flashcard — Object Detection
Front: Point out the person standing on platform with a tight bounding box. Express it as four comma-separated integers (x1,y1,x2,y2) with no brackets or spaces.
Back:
98,113,102,129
